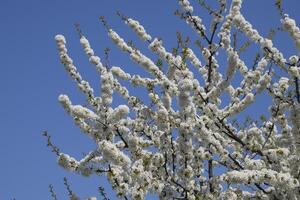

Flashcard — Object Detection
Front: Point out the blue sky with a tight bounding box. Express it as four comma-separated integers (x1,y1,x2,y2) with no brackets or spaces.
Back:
0,0,299,199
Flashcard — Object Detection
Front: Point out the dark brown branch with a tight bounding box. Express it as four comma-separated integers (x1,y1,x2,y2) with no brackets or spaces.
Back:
208,159,214,192
49,184,58,200
98,186,110,200
63,177,75,198
185,12,210,43
115,128,129,148
42,131,60,156
295,77,300,103
171,136,176,174
163,152,169,177
233,32,238,51
74,23,83,38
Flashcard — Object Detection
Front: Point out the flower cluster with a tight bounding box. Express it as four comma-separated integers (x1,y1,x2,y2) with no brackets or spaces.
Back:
111,66,131,80
179,0,193,13
282,15,300,52
126,18,152,41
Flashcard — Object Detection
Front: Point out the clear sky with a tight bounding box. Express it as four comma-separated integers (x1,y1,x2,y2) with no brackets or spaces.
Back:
0,0,300,199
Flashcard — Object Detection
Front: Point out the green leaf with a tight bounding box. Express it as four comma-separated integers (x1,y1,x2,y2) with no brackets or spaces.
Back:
260,115,267,121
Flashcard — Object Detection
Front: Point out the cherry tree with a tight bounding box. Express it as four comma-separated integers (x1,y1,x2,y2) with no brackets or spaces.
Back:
47,0,300,199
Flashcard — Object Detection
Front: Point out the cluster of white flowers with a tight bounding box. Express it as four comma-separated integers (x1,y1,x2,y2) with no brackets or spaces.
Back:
99,140,131,168
55,35,97,108
186,15,206,38
149,38,179,67
262,148,290,162
70,105,98,120
131,51,166,81
178,0,207,39
224,92,255,117
244,157,266,170
52,0,300,199
108,105,129,122
186,48,202,68
111,66,131,80
108,29,133,53
289,65,300,78
290,104,300,153
80,36,94,56
55,35,82,82
256,73,272,94
179,0,193,13
57,153,78,172
126,18,152,41
221,169,299,190
101,72,114,107
207,50,238,99
108,29,161,77
221,0,288,72
282,15,300,52
79,36,106,74
233,14,261,43
219,0,242,49
58,94,72,113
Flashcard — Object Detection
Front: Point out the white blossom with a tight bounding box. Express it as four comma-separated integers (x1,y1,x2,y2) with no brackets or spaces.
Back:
108,105,129,122
289,66,300,78
71,105,98,120
126,18,152,41
179,0,193,13
99,140,131,168
282,14,300,52
111,66,131,80
57,153,78,171
108,29,133,52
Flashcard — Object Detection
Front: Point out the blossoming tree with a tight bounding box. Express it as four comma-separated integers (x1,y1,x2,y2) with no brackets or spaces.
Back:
48,0,300,199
